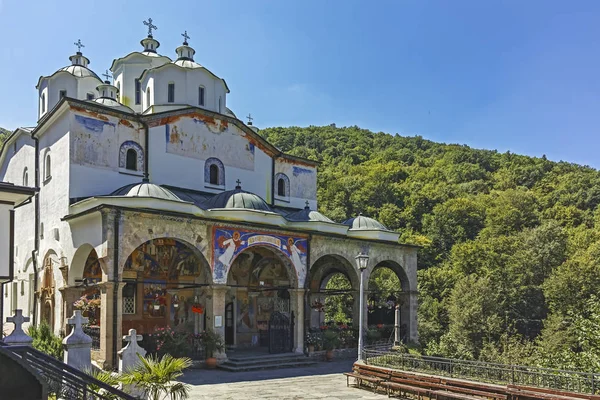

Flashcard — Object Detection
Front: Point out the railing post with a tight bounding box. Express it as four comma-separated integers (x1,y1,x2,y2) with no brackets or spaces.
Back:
592,374,595,395
450,359,453,378
511,365,515,385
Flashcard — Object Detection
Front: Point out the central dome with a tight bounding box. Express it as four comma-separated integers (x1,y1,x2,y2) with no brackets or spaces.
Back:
203,186,272,212
111,182,181,202
286,205,334,223
343,215,390,231
57,65,101,80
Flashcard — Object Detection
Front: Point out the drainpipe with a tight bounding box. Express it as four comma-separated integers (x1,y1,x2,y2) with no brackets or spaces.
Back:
271,157,275,206
112,209,120,369
32,136,40,325
140,119,149,182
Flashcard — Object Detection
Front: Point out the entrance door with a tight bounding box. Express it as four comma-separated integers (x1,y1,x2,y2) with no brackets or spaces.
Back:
225,302,234,346
268,311,291,353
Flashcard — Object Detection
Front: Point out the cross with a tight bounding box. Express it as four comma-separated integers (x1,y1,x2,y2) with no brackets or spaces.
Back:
102,70,112,82
123,328,143,344
246,113,253,124
143,18,157,37
67,310,89,331
181,30,190,45
74,39,85,52
7,309,29,333
305,200,310,209
236,179,242,187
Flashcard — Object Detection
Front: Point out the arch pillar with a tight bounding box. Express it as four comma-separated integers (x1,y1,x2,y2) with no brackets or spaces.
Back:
209,285,229,361
97,281,124,369
289,288,305,353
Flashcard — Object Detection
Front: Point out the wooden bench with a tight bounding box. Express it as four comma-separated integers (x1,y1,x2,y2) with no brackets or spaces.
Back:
381,380,432,399
507,385,600,400
344,364,390,391
430,389,488,400
388,376,507,400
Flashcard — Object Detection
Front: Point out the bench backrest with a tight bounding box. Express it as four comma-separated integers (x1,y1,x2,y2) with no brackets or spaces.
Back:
508,385,600,400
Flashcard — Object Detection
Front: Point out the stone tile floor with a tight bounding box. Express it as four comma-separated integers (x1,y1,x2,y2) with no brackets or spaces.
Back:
181,359,388,399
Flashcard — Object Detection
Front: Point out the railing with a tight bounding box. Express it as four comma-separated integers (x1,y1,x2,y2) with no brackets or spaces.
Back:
363,348,600,395
1,341,137,400
83,325,101,350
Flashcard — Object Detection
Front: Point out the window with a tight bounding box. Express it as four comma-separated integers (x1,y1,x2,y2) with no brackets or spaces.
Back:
59,90,67,99
168,83,175,103
274,173,290,199
44,153,51,181
198,86,205,106
218,96,222,113
122,283,136,314
126,149,137,170
86,92,95,100
102,89,106,97
135,79,141,104
116,82,120,101
204,158,225,186
11,282,17,313
41,93,46,113
23,168,28,186
146,87,151,108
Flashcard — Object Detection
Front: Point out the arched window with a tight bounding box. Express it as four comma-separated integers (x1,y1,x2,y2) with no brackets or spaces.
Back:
204,158,225,187
218,96,222,113
23,168,28,186
168,82,175,103
41,93,46,113
198,86,205,106
274,173,290,199
119,141,144,173
44,153,51,180
146,87,151,108
126,149,137,170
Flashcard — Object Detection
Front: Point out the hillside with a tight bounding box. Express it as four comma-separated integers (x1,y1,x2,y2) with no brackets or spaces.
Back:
0,127,9,144
261,125,600,370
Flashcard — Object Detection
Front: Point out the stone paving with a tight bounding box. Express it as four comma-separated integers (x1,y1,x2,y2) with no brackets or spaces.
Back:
181,359,388,399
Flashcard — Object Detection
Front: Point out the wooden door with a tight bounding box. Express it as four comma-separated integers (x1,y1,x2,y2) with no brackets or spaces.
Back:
225,302,234,345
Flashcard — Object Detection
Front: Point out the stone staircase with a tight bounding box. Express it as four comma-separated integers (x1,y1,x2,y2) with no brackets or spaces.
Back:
218,351,317,372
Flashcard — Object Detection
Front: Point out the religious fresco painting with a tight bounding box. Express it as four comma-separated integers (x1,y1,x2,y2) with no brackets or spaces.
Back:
212,227,308,284
124,238,200,280
142,282,167,318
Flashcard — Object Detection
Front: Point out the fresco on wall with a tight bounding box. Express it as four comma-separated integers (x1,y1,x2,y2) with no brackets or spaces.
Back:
164,116,255,170
124,238,200,280
275,162,317,199
212,227,308,285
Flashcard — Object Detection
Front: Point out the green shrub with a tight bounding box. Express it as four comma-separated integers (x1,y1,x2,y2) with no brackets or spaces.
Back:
29,321,64,360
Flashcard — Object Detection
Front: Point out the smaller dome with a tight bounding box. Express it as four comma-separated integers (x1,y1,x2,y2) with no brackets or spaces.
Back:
92,98,134,113
203,184,272,212
286,204,334,223
172,59,202,69
111,183,181,202
57,65,101,80
343,215,390,231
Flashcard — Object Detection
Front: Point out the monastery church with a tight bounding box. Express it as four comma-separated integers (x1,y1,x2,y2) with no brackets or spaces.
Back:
0,20,417,368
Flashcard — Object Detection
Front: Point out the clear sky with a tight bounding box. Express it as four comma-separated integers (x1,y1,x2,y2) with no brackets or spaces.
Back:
1,0,599,167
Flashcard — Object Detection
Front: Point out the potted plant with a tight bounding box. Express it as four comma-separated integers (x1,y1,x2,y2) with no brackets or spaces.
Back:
202,328,225,369
322,330,340,361
305,332,318,353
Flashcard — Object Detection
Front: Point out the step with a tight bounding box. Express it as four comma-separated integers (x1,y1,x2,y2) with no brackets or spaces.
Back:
218,359,318,372
227,353,307,363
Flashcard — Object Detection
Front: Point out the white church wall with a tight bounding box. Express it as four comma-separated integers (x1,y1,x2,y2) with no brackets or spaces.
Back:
69,110,144,198
274,159,318,209
76,76,103,101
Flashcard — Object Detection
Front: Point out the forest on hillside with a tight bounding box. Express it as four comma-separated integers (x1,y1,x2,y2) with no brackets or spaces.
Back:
260,125,600,372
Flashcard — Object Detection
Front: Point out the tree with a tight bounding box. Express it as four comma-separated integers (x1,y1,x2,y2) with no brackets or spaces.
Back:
121,354,192,400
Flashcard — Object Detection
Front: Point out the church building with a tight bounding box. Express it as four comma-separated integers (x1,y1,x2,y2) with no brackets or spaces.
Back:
0,20,418,369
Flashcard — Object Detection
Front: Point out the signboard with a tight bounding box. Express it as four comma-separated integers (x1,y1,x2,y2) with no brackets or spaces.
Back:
212,227,308,285
0,204,14,283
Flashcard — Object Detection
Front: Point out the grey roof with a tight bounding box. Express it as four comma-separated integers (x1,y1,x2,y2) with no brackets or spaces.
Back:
343,215,390,231
202,186,272,212
57,65,101,80
172,59,203,69
110,182,182,202
92,98,134,113
286,206,334,223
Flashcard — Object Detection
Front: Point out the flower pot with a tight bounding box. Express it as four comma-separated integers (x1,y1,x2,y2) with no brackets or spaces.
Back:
153,305,160,310
205,357,217,369
325,350,334,361
308,344,315,353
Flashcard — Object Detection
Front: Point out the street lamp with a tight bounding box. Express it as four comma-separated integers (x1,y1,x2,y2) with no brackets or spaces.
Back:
355,252,369,362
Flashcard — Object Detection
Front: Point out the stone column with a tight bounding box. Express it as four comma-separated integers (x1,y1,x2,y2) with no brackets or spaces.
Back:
209,285,228,361
98,281,117,369
4,310,33,346
394,305,401,346
289,289,305,353
406,291,418,343
63,310,92,371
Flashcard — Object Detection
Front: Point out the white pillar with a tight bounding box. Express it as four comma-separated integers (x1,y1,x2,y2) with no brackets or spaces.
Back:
290,289,305,353
357,268,365,362
394,305,401,345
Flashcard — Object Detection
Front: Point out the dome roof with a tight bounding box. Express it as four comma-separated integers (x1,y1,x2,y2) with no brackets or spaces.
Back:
343,215,390,231
286,206,334,223
202,186,272,212
57,65,101,80
110,183,181,202
92,98,134,113
172,59,203,69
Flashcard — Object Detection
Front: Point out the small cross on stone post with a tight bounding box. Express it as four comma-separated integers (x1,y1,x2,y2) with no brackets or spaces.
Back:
4,309,33,346
118,329,147,372
63,310,92,371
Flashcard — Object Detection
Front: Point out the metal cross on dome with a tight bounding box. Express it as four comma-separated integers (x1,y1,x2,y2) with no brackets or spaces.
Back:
102,70,112,82
246,113,253,124
143,18,157,37
181,30,190,45
74,39,85,52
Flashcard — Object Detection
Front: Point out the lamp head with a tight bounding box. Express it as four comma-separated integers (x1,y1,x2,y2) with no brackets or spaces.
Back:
355,252,369,271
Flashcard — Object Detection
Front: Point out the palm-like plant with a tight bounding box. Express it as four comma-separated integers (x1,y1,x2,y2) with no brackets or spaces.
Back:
121,354,192,400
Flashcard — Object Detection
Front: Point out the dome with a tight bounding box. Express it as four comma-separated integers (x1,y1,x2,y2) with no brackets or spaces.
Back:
343,215,390,231
92,98,134,113
57,65,101,80
202,185,272,212
172,59,202,69
110,183,181,202
286,205,334,223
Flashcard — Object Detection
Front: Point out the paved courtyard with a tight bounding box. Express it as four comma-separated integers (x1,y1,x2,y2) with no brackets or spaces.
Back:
181,359,388,399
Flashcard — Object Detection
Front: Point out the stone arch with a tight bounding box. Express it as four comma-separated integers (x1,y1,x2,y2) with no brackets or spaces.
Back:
119,141,144,173
204,157,225,186
227,245,298,289
366,260,410,292
306,254,358,291
70,244,105,286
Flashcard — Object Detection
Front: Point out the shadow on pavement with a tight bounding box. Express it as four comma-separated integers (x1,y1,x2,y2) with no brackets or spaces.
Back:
180,359,355,385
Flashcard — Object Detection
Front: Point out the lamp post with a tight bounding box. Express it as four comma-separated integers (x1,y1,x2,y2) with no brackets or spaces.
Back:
355,252,369,362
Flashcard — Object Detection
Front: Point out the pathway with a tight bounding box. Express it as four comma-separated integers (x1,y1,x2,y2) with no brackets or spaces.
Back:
181,359,388,399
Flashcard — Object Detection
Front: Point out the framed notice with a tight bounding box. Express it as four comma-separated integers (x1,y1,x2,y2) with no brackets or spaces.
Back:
214,315,223,328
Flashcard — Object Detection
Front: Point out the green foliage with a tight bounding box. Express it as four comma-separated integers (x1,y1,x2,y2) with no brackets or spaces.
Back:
200,328,225,358
0,127,9,145
260,124,600,370
120,354,192,400
28,322,64,360
322,329,341,351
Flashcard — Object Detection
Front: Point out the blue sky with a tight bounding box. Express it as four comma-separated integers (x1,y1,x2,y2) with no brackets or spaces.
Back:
1,0,599,167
